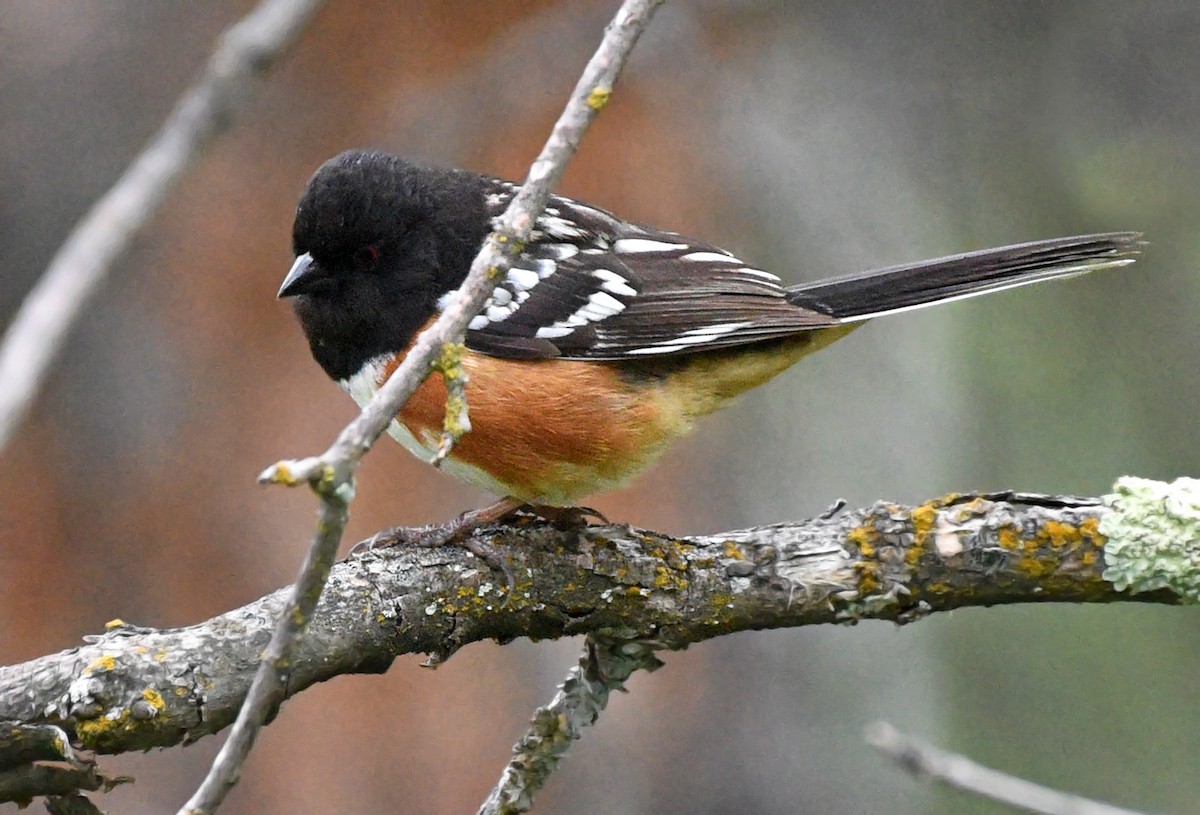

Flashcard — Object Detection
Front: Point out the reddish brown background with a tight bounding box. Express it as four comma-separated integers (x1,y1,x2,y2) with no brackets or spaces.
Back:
3,2,1199,813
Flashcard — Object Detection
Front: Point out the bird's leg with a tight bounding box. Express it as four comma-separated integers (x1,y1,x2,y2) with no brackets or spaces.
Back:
350,498,608,592
353,496,519,561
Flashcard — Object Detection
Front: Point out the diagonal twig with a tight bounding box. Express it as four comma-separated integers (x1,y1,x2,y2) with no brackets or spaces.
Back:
867,722,1157,815
0,0,326,454
182,1,666,813
478,636,665,815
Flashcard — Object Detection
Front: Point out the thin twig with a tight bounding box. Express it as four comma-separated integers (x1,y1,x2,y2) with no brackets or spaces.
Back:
866,722,1157,815
184,1,664,813
479,636,664,815
177,495,346,815
0,0,325,454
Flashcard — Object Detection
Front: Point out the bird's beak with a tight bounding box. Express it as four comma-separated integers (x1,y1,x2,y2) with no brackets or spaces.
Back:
278,253,317,298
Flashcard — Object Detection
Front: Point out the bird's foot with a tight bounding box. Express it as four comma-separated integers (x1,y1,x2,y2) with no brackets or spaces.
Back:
350,499,607,596
351,497,538,593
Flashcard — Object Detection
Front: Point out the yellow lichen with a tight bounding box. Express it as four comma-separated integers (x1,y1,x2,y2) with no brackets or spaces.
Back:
847,524,878,553
85,655,117,674
704,592,736,621
857,567,881,595
996,526,1022,550
1039,520,1082,549
951,497,989,520
904,537,925,567
910,502,938,547
848,524,883,594
433,341,466,378
653,564,688,592
1016,556,1052,578
587,85,612,110
75,710,130,747
141,688,165,711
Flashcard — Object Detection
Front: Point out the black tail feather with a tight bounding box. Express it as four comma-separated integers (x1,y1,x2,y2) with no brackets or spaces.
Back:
787,232,1142,321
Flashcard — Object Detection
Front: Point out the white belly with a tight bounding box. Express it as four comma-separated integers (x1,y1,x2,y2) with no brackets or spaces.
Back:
339,357,516,497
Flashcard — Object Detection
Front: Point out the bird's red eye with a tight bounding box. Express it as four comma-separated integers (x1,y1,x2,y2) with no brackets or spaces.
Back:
353,245,380,269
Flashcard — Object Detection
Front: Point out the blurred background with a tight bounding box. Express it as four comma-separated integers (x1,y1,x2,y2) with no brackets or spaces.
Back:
2,1,1199,813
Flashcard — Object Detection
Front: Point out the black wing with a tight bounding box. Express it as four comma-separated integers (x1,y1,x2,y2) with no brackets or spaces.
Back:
464,181,836,361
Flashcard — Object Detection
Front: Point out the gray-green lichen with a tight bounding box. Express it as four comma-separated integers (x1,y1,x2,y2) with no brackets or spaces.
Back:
1101,476,1200,601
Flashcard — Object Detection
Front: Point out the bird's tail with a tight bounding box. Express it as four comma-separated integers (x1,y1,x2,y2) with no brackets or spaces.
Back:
786,232,1142,321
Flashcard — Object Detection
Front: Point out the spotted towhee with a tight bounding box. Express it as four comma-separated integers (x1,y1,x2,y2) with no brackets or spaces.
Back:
279,149,1139,523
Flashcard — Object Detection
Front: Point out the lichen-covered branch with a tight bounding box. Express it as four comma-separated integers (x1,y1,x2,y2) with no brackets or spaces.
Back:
0,721,130,807
1100,476,1200,599
0,487,1188,785
474,475,1197,815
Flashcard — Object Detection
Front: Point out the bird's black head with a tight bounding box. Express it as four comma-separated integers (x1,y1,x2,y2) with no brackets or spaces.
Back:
280,150,491,381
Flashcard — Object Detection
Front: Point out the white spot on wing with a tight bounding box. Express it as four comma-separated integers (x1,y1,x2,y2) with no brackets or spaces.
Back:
507,267,539,291
678,321,753,337
623,321,755,354
614,238,688,254
625,344,687,355
468,315,488,330
682,251,739,263
593,269,637,297
486,304,514,322
588,291,625,314
536,325,575,339
575,304,611,322
738,268,781,282
532,291,628,340
540,215,585,239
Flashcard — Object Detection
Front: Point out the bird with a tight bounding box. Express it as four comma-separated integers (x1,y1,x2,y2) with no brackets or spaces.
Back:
279,149,1140,539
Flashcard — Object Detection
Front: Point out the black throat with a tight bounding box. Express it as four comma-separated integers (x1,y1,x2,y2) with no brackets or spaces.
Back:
291,286,435,382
